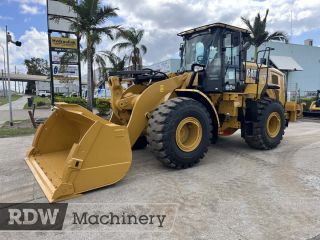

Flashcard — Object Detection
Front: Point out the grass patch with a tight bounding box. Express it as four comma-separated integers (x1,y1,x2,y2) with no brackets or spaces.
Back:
24,96,51,109
0,119,36,138
0,95,22,106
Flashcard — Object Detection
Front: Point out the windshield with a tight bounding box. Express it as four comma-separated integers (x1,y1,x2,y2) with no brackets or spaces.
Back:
183,30,221,71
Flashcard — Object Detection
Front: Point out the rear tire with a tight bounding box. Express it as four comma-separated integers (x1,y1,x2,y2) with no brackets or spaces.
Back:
147,97,212,169
244,98,285,150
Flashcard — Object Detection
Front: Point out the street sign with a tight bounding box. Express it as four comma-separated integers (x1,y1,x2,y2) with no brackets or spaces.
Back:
52,51,78,65
48,0,77,33
51,37,78,50
53,64,78,77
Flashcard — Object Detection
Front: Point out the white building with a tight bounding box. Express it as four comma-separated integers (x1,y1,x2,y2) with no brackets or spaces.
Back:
148,59,180,73
247,41,320,94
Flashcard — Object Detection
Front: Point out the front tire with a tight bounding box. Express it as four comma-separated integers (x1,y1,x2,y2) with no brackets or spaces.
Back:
147,97,212,169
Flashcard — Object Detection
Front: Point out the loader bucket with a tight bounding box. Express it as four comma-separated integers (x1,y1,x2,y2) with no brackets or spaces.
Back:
25,103,132,202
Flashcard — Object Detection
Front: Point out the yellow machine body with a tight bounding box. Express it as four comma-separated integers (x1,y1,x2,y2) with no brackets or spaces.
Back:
309,101,320,112
26,67,293,202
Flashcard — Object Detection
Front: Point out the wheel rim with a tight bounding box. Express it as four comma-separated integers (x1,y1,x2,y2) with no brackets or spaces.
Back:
266,112,281,138
176,117,202,152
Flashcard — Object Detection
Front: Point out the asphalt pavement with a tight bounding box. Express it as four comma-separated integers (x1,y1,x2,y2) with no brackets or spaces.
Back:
0,121,319,239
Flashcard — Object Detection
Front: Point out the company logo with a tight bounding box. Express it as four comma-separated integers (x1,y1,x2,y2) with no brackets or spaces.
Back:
247,68,257,79
0,203,68,230
51,37,78,50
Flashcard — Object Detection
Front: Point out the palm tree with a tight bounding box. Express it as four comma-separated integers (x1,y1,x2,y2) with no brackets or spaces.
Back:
112,28,147,70
93,51,127,88
52,0,119,110
102,51,128,72
241,9,288,61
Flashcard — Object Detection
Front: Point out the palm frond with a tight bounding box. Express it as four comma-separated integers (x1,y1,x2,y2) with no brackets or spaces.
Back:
136,29,144,43
140,44,147,55
266,31,288,42
241,16,254,33
111,42,132,52
96,5,119,25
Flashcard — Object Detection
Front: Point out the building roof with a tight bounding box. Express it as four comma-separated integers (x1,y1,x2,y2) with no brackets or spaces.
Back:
178,22,250,36
270,56,303,71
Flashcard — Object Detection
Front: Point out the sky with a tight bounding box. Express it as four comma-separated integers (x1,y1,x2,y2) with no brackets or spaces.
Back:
0,0,320,74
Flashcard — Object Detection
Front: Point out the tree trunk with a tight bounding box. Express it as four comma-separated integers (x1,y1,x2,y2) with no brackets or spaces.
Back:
254,46,258,62
133,47,140,71
86,32,93,111
133,49,137,71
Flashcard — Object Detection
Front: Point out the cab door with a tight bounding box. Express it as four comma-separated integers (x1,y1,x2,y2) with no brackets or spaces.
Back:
202,29,223,92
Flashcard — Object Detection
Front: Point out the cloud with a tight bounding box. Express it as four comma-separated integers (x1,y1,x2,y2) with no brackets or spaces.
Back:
11,0,46,6
3,0,320,73
0,27,48,73
20,3,44,15
0,16,14,21
102,0,320,65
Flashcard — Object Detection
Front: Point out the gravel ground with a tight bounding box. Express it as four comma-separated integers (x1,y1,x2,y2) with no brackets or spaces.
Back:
0,121,319,239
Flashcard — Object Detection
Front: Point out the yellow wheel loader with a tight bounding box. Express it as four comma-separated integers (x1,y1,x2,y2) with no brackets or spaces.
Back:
303,90,320,117
26,23,298,202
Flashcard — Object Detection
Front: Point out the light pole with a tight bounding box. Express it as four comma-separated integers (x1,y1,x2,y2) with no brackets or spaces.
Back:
0,45,7,97
6,26,22,126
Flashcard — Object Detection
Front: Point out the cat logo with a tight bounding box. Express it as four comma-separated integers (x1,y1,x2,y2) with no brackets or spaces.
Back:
247,69,257,79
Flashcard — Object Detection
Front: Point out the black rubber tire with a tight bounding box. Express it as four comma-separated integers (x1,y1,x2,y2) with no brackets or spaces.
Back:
245,98,285,150
147,97,212,169
132,136,148,150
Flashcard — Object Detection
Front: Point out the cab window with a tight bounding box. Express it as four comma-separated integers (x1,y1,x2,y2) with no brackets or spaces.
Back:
271,74,279,85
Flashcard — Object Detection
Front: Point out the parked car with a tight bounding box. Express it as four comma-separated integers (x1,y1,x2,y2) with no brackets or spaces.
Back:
37,90,51,98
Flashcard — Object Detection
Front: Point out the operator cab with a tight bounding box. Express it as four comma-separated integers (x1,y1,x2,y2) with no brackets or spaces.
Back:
178,23,251,93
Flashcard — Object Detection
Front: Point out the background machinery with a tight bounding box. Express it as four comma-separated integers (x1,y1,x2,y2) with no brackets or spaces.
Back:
303,90,320,117
26,23,298,202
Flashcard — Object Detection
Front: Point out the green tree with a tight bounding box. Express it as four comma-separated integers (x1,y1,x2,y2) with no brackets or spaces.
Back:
241,9,288,61
53,0,119,110
24,57,49,76
24,57,49,94
102,51,127,72
112,28,147,70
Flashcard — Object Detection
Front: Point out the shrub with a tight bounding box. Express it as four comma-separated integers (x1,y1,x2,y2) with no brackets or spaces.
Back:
96,98,111,115
36,101,46,107
56,96,88,108
24,96,50,109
